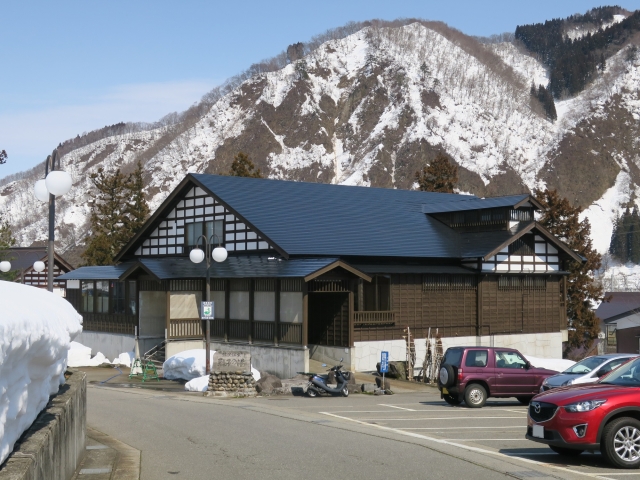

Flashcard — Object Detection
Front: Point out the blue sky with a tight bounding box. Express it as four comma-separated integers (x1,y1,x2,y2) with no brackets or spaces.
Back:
2,0,640,178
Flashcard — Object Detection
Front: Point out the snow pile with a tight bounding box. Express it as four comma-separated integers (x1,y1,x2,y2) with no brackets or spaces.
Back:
524,355,575,372
0,282,82,465
163,349,216,381
184,375,210,392
112,350,135,367
66,341,113,367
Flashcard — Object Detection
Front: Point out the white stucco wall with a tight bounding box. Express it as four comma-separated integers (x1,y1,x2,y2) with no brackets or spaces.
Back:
354,332,563,372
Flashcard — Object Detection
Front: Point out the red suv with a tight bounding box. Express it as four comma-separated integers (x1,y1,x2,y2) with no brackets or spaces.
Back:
438,347,556,408
526,356,640,468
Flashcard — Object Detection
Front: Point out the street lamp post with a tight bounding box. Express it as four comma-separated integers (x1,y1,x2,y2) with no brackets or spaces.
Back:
189,234,228,375
33,149,72,292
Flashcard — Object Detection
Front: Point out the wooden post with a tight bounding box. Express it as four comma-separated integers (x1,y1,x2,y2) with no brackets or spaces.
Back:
477,274,483,343
166,291,171,340
302,280,309,348
349,290,354,347
275,279,280,346
248,279,254,344
224,279,230,342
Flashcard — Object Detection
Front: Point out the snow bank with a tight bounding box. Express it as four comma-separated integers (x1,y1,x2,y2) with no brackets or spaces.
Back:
524,355,575,372
112,350,135,367
185,375,209,392
163,349,215,381
0,282,82,465
66,341,113,367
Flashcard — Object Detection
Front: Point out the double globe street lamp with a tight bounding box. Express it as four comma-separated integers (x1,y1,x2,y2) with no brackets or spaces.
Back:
1,150,70,290
189,234,228,374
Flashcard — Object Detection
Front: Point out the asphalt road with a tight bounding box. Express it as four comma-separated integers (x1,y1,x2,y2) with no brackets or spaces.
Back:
85,374,640,480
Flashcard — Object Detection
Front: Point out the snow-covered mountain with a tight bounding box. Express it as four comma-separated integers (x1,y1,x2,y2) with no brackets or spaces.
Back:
3,19,640,267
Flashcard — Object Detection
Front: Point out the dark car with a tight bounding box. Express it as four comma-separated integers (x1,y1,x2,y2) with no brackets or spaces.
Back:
526,356,640,468
540,354,637,392
438,346,556,408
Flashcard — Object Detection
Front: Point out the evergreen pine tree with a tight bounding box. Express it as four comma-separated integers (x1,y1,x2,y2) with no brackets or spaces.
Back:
420,62,429,81
122,162,150,243
229,152,262,178
0,150,6,165
534,189,603,354
0,214,16,281
82,164,149,266
631,207,640,264
415,153,458,193
609,213,620,257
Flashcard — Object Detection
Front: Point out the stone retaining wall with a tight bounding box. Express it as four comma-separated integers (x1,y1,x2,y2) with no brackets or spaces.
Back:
206,371,257,397
0,371,87,480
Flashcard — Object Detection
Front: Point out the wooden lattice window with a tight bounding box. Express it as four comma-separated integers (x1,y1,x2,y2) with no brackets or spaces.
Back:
423,275,477,291
498,275,546,290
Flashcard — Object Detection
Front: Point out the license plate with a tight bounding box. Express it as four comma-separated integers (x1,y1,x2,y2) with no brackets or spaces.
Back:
532,425,544,438
442,387,448,394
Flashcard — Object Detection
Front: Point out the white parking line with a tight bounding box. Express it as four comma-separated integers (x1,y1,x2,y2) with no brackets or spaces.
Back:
354,416,525,421
455,438,525,441
379,404,416,411
399,426,526,430
320,411,615,479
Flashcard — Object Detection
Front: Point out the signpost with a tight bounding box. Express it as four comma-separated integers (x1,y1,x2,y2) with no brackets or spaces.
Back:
201,301,214,320
380,351,389,392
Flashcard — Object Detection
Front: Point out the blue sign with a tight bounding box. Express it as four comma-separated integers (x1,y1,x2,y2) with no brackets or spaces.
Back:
380,351,389,373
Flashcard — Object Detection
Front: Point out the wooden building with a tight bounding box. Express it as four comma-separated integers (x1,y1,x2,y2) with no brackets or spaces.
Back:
59,174,580,376
596,292,640,355
4,247,73,296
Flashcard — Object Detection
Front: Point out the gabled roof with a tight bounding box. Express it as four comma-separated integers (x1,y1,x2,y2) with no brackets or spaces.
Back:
115,174,579,262
459,221,582,262
118,174,479,261
596,292,640,322
4,247,74,272
421,194,543,214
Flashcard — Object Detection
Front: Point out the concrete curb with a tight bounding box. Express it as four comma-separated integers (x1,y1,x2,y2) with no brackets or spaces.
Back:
0,371,86,480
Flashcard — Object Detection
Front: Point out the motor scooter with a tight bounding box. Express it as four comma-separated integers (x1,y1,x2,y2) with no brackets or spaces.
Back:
306,358,350,397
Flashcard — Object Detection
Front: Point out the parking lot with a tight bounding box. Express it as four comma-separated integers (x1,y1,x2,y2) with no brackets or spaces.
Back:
273,390,640,479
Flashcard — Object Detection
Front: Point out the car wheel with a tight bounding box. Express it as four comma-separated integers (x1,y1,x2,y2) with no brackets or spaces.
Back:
443,393,462,406
439,364,456,388
549,445,584,456
464,384,487,408
602,417,640,468
516,396,533,405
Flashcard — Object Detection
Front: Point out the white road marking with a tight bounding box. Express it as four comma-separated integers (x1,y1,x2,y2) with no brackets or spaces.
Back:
399,426,526,430
354,416,525,421
455,438,526,441
320,411,617,479
379,404,417,411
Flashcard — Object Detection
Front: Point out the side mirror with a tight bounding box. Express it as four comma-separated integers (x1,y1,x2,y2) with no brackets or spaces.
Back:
339,357,343,363
596,369,607,378
525,361,531,370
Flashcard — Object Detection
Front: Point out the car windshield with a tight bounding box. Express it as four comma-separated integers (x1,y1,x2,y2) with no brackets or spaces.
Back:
600,357,640,386
563,356,607,374
442,348,463,367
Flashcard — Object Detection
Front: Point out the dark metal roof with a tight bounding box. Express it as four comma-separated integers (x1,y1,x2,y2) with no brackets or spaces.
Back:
3,247,74,273
190,174,477,259
134,256,345,279
57,262,136,280
352,264,475,274
597,292,640,321
421,194,537,214
3,248,47,270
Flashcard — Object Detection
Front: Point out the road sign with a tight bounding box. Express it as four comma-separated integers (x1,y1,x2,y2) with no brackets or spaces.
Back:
380,351,389,373
201,301,214,320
